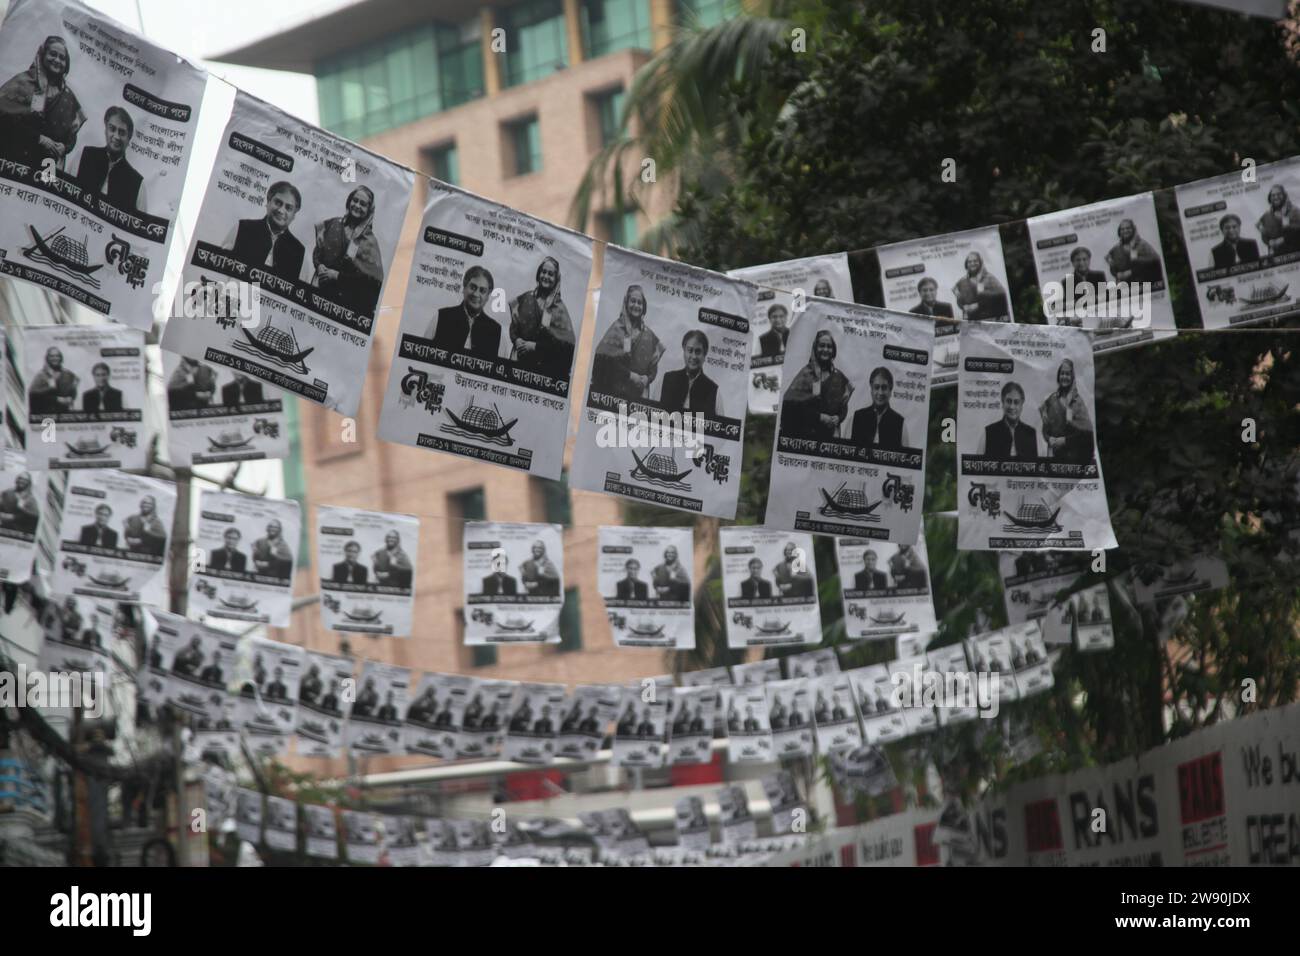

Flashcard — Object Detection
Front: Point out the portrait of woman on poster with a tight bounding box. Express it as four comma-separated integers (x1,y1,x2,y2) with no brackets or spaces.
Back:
591,285,665,401
311,186,385,315
1039,359,1094,465
952,252,1008,321
1105,218,1163,284
1256,184,1300,256
510,255,576,379
0,35,85,169
780,329,853,442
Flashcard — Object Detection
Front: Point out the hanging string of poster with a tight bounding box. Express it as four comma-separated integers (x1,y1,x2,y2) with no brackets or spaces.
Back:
316,504,419,638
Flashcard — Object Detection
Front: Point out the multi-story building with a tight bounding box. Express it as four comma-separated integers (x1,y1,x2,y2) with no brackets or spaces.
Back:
213,0,745,780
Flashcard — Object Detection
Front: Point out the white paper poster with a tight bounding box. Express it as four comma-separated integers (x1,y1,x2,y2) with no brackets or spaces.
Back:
556,683,618,761
502,681,564,765
784,647,840,680
316,504,417,637
732,658,782,686
766,299,934,543
190,488,300,626
142,610,236,727
235,788,262,845
875,225,1013,387
926,643,981,727
720,527,821,649
1027,193,1176,354
0,0,206,325
0,450,42,583
345,661,408,757
572,244,756,519
375,181,592,478
888,654,938,736
1175,156,1300,328
999,550,1108,648
849,665,909,744
810,672,863,753
342,810,380,864
38,592,114,677
463,520,563,644
957,322,1117,551
264,795,297,851
837,534,937,639
23,324,145,470
159,90,414,415
668,685,717,765
766,678,815,758
304,804,338,860
728,253,853,414
402,672,454,760
721,684,774,764
163,351,288,467
717,784,757,845
674,795,712,850
597,524,694,649
52,468,173,603
295,649,352,759
762,771,805,836
236,636,302,758
448,677,515,761
965,627,1020,705
612,684,670,769
1133,555,1230,604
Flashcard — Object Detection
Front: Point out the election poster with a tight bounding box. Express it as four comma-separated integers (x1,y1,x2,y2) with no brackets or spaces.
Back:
927,643,981,727
447,677,515,761
719,527,821,649
295,649,353,759
766,678,815,758
163,351,288,467
611,683,670,770
1133,554,1230,604
502,681,565,765
733,658,782,686
784,647,840,680
674,795,713,850
304,804,339,860
721,683,774,764
463,520,563,644
342,810,380,865
597,524,694,649
556,683,618,761
38,592,114,678
0,450,43,583
999,550,1111,649
810,671,863,754
717,784,757,845
235,636,303,759
667,685,718,765
849,664,910,745
189,488,300,627
141,609,236,728
345,661,409,757
837,533,937,639
762,771,805,836
317,504,418,637
264,795,297,851
402,672,455,760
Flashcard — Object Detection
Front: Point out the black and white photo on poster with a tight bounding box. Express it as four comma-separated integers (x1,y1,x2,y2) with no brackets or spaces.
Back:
716,784,757,845
162,351,288,467
895,631,932,660
597,524,694,649
502,681,565,764
449,677,515,761
762,771,805,836
159,90,414,415
341,809,380,865
1132,553,1230,603
674,795,712,850
345,660,408,757
680,666,732,688
766,299,934,542
234,787,262,845
376,181,592,479
765,678,815,758
189,488,300,626
828,744,897,798
719,526,822,648
926,643,981,727
732,658,781,686
555,683,617,760
1068,583,1114,651
38,591,113,678
236,636,303,759
303,804,338,860
848,664,909,744
462,520,563,644
403,672,456,759
784,647,840,679
998,550,1095,646
1027,192,1176,354
875,225,1012,387
611,683,670,769
957,322,1117,551
572,244,756,519
1006,621,1053,698
264,795,297,851
294,648,353,759
194,699,240,761
964,627,1020,704
450,819,494,868
0,0,205,326
0,450,43,583
1175,156,1300,328
810,671,862,753
667,685,717,765
727,253,853,415
317,504,417,637
887,654,938,735
836,532,938,639
52,468,173,603
381,814,421,867
23,323,145,470
141,610,235,727
721,684,773,764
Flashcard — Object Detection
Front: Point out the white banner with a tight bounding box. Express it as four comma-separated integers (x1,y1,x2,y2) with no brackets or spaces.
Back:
1027,192,1176,354
159,90,414,416
23,323,145,470
462,520,563,644
142,609,236,727
1175,156,1300,329
720,527,821,648
236,636,302,759
727,252,853,414
957,322,1117,551
766,300,934,543
0,0,206,325
875,225,1012,387
163,352,288,467
190,488,300,627
376,181,592,478
317,504,417,637
837,534,937,639
502,681,565,764
52,468,173,603
572,244,756,519
0,450,42,583
597,524,694,649
345,661,409,757
294,649,352,759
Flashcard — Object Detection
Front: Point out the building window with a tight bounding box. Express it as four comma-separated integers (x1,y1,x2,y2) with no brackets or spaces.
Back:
447,487,486,551
597,209,638,247
505,115,543,176
317,21,484,140
581,0,652,58
591,86,626,147
426,142,459,185
557,587,582,652
678,0,742,30
539,470,572,526
502,0,568,87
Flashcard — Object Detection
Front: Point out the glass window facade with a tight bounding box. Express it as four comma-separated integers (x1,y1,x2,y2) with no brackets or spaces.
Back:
558,587,583,652
581,0,652,58
317,22,483,140
599,209,639,246
427,142,459,185
593,87,626,146
501,0,568,87
507,116,543,175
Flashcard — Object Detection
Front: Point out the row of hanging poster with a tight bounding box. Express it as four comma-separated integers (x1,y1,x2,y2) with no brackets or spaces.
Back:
2,0,1298,521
